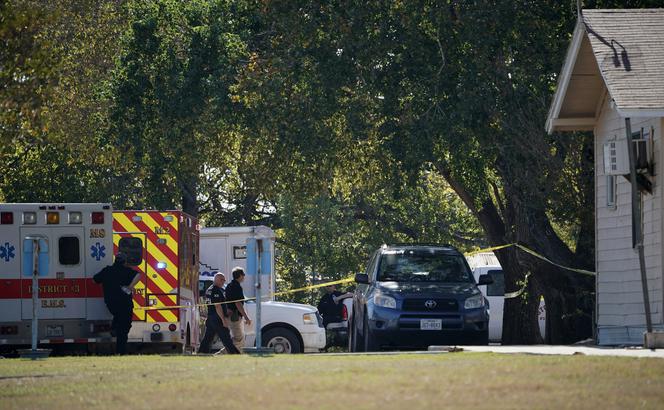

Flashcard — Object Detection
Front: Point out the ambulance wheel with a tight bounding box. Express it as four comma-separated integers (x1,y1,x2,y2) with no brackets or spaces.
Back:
262,328,302,354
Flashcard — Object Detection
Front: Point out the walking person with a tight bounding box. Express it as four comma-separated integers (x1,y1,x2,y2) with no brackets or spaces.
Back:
93,252,139,355
199,273,240,354
225,267,252,352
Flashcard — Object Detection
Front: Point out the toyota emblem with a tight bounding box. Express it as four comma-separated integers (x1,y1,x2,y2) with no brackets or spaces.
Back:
424,300,437,309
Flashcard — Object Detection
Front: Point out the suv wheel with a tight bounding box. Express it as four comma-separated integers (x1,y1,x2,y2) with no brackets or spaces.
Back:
476,329,489,346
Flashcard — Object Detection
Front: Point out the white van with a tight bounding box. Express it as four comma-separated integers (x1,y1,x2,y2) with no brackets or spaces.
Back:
199,226,326,353
469,253,546,343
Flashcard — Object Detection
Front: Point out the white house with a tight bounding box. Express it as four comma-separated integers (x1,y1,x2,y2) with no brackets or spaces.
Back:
546,9,664,345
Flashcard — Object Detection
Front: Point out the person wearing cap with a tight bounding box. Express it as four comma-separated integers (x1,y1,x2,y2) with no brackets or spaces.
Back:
199,272,240,354
225,267,251,352
93,252,140,354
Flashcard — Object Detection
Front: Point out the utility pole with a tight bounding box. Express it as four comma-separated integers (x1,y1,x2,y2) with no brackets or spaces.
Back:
255,237,263,351
19,236,51,359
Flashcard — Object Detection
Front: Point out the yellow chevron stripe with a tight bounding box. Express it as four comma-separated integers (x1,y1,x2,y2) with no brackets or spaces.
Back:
147,294,177,306
147,309,178,323
146,295,178,322
116,213,177,293
137,212,178,257
145,256,173,294
163,212,179,232
113,213,179,284
139,213,179,295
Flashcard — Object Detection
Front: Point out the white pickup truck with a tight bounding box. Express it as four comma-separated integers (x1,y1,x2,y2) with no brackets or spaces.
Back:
468,252,546,342
199,226,326,353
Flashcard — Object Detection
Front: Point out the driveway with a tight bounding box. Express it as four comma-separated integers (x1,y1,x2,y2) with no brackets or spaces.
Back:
432,344,664,358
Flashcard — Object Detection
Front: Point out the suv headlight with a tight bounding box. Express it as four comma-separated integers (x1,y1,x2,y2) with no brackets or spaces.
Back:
373,293,396,309
303,313,317,325
464,294,485,310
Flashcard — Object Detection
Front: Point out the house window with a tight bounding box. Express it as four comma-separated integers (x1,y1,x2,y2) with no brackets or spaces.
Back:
607,175,617,209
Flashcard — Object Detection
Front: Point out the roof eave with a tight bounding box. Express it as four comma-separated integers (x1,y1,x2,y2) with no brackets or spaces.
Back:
616,108,664,118
546,21,586,134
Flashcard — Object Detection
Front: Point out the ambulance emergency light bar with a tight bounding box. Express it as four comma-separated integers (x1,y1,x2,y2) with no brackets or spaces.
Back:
0,210,104,224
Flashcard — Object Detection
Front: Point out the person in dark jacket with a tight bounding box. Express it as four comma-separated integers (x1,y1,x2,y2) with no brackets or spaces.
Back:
225,267,251,352
317,284,353,327
199,273,240,354
93,252,139,354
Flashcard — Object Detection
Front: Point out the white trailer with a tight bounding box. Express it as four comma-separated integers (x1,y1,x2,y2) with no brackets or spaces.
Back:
199,226,326,353
0,203,114,354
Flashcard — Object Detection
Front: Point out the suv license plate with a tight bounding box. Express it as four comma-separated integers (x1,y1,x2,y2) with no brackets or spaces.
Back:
46,325,64,337
420,319,442,331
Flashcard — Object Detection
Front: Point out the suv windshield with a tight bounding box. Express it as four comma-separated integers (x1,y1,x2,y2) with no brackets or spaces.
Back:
377,249,473,283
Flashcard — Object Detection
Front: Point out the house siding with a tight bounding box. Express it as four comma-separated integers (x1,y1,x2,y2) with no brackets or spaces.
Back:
594,98,664,345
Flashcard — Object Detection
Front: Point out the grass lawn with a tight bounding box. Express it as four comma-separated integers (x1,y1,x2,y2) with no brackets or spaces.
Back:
1,352,663,409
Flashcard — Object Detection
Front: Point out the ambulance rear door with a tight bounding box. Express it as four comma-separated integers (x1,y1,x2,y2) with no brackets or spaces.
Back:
0,207,20,322
116,232,148,321
20,226,86,320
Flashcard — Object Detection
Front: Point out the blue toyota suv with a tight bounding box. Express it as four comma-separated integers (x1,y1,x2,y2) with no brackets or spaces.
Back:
348,245,493,351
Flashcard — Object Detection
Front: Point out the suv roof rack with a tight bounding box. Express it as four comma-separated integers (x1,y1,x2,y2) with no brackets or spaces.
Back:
386,243,459,249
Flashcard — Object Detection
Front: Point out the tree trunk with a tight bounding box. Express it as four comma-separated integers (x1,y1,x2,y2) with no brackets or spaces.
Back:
181,177,198,217
435,161,594,344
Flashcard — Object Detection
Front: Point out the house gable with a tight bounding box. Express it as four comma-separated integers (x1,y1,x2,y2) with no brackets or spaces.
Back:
547,9,664,134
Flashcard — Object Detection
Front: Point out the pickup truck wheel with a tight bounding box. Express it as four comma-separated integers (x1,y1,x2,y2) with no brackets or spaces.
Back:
348,318,354,352
350,317,363,352
363,315,377,352
263,328,302,354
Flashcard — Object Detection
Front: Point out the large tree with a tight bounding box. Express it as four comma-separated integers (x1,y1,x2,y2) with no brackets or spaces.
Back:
235,0,601,343
107,0,258,215
7,0,662,344
0,0,128,203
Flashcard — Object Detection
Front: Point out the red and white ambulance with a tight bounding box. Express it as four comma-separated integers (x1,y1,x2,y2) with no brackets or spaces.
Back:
0,203,114,354
0,204,202,355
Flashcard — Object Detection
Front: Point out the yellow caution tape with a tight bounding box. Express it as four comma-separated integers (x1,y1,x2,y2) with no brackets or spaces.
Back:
137,242,594,309
465,243,515,256
136,276,355,311
467,243,595,299
467,243,594,276
514,244,595,276
273,277,354,298
503,271,531,299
